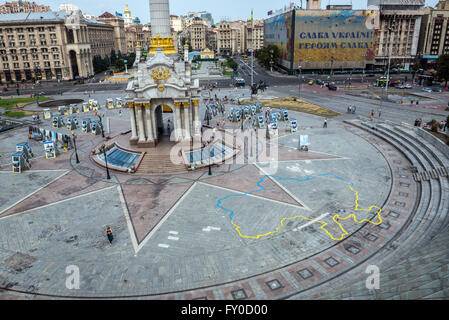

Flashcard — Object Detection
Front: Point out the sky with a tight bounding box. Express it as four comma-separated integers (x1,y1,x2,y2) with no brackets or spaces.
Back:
14,0,441,23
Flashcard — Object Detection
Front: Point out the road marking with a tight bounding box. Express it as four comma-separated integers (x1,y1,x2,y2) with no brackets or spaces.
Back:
135,182,197,254
168,236,179,241
169,231,179,235
0,170,70,217
117,184,139,254
217,173,383,240
158,244,170,248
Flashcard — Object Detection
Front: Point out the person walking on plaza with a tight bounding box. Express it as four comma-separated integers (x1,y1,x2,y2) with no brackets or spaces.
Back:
119,109,122,117
106,227,114,246
370,109,375,120
323,118,328,128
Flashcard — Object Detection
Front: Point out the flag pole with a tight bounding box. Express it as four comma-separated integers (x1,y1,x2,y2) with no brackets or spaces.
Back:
251,9,254,88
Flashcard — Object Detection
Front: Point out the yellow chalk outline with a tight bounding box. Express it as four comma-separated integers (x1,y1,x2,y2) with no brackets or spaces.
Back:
231,185,383,240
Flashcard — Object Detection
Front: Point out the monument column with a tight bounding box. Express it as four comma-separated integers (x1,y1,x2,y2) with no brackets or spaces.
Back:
192,99,201,138
136,104,146,143
128,102,138,144
174,102,183,142
145,102,155,145
183,103,191,140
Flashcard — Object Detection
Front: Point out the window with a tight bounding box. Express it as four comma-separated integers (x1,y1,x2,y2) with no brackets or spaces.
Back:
33,62,40,67
7,35,14,40
24,62,30,68
32,54,38,60
20,49,26,54
27,27,34,32
22,55,28,61
12,55,18,61
43,55,49,60
53,54,59,59
51,47,59,52
41,48,48,53
39,34,45,39
38,27,45,32
48,26,56,32
6,28,13,33
1,56,7,61
31,48,37,53
54,61,60,67
51,40,58,45
16,28,23,33
50,34,56,39
29,34,35,40
9,42,15,47
13,63,19,69
18,34,24,40
40,41,47,46
3,63,9,69
44,61,50,67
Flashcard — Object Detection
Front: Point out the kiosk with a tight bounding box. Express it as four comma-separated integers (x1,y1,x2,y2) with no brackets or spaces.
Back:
290,119,298,133
82,103,90,113
81,118,91,133
12,153,30,173
254,102,263,113
91,121,102,135
52,115,63,128
16,142,33,159
67,117,77,130
254,114,265,128
43,108,52,120
44,141,57,159
299,135,309,151
280,108,289,121
268,121,278,137
115,98,123,108
107,98,115,109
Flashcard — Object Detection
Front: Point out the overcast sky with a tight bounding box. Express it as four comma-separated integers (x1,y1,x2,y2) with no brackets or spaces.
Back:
17,0,441,23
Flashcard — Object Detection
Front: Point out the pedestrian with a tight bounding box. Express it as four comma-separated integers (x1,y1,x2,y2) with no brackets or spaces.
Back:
216,119,220,127
378,109,382,118
323,118,328,128
119,109,122,117
370,109,375,120
106,227,113,245
222,119,225,128
167,119,171,133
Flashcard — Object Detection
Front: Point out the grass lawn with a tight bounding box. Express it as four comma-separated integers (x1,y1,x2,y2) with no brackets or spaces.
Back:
3,110,27,118
242,96,341,118
0,96,51,109
192,63,202,71
222,71,234,76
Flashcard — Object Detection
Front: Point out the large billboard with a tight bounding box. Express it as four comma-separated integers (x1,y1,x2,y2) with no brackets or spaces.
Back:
264,11,294,69
293,10,379,70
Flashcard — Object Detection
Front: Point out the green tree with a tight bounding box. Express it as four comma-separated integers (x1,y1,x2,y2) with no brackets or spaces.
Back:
110,49,117,66
255,45,280,70
436,54,449,87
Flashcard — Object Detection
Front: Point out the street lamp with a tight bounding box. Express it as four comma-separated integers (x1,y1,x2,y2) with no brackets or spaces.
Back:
97,114,105,138
72,133,80,164
208,128,216,175
100,144,111,180
298,66,302,98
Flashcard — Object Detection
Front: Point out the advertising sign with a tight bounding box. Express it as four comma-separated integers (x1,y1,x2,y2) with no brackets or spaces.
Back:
294,10,379,70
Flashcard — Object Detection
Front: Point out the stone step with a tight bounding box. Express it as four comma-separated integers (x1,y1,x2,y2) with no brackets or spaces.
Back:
413,173,421,182
430,169,439,180
421,171,430,181
439,167,448,177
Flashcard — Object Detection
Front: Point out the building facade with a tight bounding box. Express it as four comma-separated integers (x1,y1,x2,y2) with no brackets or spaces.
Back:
187,18,207,51
418,1,449,62
369,0,425,70
0,1,50,14
0,11,123,82
246,20,264,52
98,12,127,55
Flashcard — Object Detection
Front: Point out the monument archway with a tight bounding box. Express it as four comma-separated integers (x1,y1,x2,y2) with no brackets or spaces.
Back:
153,102,176,142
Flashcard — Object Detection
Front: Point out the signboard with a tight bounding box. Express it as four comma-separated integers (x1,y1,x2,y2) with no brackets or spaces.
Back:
300,135,309,146
294,10,379,70
264,11,295,69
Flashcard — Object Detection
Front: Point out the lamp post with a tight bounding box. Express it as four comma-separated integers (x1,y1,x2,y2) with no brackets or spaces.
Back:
208,128,216,175
97,114,105,138
72,133,80,164
100,144,111,180
270,49,274,72
298,66,302,98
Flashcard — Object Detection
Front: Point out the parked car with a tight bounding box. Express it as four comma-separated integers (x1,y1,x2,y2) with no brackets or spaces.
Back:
316,79,324,85
422,87,433,93
328,84,338,91
431,87,442,92
404,84,412,89
308,79,314,85
396,84,406,89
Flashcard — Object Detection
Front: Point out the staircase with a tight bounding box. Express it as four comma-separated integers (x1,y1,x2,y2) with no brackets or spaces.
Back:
297,118,449,300
136,153,188,174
